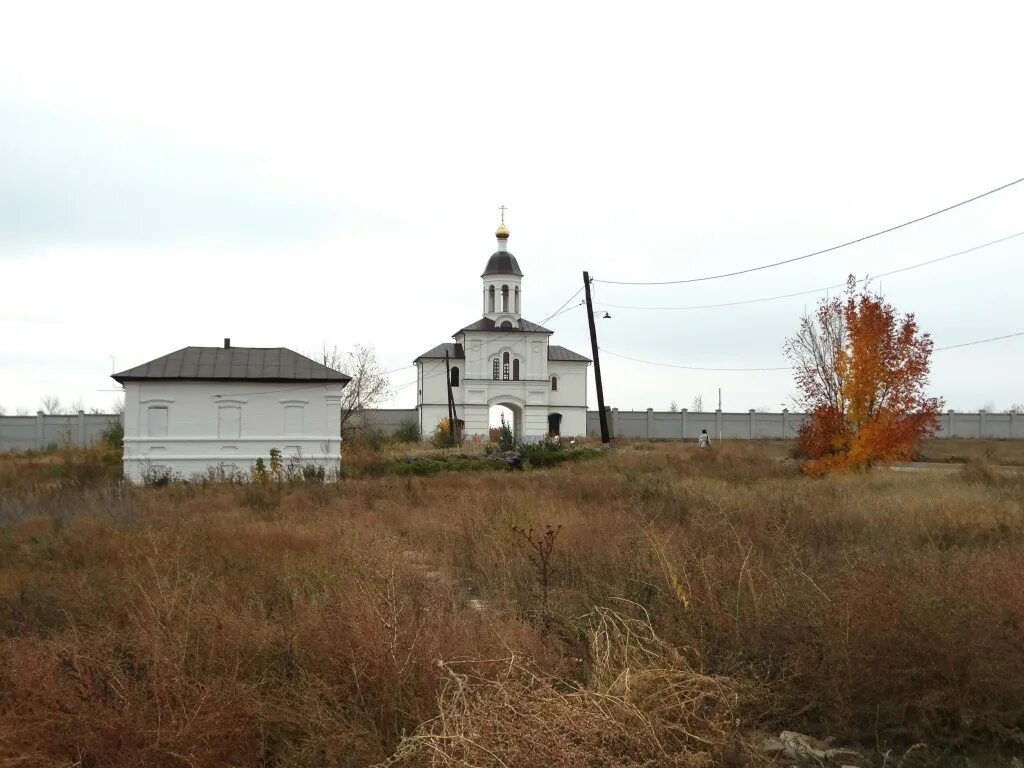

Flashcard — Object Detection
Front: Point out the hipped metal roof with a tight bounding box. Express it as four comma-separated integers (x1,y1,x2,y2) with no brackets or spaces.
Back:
112,347,351,384
481,251,524,277
415,342,589,363
455,317,554,335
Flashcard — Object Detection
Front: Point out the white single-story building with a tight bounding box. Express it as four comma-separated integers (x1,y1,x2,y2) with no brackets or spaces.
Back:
414,219,591,442
113,341,350,482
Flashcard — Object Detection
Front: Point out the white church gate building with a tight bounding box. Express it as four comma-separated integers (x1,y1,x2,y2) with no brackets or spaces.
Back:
113,342,350,482
414,221,590,442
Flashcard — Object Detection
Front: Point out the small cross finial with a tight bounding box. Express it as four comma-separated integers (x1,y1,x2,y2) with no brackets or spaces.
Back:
498,204,507,224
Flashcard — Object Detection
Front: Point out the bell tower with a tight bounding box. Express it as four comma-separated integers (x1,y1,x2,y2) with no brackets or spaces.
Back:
481,211,523,329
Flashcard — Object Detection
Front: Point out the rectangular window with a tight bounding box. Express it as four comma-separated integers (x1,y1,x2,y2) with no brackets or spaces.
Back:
218,406,241,438
147,406,168,437
284,405,304,435
503,363,509,380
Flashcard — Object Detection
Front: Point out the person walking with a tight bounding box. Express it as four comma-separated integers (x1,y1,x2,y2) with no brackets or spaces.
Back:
697,428,712,449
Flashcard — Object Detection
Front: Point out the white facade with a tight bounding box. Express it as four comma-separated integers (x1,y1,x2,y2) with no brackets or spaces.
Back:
116,347,348,482
415,222,590,442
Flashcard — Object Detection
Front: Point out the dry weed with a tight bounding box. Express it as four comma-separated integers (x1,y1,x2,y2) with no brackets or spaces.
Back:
1,440,1023,765
380,606,765,768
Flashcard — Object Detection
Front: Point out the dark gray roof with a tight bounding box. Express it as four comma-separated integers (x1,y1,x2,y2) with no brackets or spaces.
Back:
482,251,523,277
416,342,465,360
112,347,351,384
456,317,553,335
548,345,590,362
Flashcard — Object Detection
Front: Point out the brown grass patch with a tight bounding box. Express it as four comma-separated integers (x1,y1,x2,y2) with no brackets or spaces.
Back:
0,441,1023,765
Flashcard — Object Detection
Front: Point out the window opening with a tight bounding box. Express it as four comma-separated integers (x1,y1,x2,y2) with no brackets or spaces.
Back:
502,351,510,380
512,358,520,380
284,405,303,435
147,406,168,437
450,366,460,387
492,359,499,380
218,406,241,438
551,376,558,391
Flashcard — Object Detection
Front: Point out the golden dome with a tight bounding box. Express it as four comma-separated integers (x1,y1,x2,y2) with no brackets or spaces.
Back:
495,222,510,240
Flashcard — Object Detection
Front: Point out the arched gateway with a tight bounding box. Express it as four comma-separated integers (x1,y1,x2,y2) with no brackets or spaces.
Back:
413,217,591,442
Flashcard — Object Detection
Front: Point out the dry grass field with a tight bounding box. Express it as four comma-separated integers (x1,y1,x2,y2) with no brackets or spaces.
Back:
1,440,1023,766
912,438,1024,466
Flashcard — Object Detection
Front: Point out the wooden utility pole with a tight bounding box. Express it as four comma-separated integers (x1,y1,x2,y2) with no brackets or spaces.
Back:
444,351,455,444
449,380,460,445
583,271,611,446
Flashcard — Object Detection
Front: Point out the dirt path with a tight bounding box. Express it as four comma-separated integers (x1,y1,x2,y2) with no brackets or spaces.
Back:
892,461,1023,473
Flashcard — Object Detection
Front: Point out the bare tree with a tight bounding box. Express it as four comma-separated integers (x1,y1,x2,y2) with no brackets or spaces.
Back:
15,407,30,416
40,395,63,415
69,398,85,414
311,343,393,436
669,400,679,413
691,395,704,413
0,405,5,416
1008,404,1024,415
782,300,846,413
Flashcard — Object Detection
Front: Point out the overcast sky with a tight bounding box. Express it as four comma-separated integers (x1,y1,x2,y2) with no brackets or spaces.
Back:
2,1,1022,415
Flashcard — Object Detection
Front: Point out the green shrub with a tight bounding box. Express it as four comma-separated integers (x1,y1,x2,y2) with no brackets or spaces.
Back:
519,443,600,469
431,418,457,448
496,414,515,452
389,455,499,476
393,419,421,443
142,464,178,487
100,418,124,448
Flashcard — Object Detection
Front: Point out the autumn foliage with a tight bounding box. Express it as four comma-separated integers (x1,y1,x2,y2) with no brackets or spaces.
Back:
785,277,942,475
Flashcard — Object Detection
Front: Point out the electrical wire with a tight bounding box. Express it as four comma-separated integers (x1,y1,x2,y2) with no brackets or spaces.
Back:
600,348,792,372
399,297,586,393
396,286,590,393
596,231,1024,311
599,328,1024,375
935,331,1024,351
595,176,1024,286
212,382,346,398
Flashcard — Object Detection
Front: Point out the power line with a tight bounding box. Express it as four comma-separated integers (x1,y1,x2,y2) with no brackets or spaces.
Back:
935,331,1024,351
395,287,589,393
599,328,1024,375
211,382,342,398
596,231,1024,311
595,175,1024,286
547,286,585,317
601,348,792,372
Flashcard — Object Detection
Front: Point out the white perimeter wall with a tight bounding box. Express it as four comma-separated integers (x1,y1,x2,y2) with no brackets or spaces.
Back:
586,408,1024,440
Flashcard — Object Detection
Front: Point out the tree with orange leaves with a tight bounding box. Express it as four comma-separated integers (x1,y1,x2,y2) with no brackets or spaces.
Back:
784,276,943,475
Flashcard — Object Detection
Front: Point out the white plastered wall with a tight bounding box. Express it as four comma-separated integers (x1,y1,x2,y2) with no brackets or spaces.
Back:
415,340,589,442
122,380,345,482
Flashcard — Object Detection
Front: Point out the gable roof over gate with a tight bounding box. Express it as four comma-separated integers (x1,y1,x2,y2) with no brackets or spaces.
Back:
414,342,589,363
416,343,466,360
547,345,591,362
112,347,351,384
455,317,553,335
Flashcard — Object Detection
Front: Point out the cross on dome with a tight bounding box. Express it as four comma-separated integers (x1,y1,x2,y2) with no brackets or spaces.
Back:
496,205,510,240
